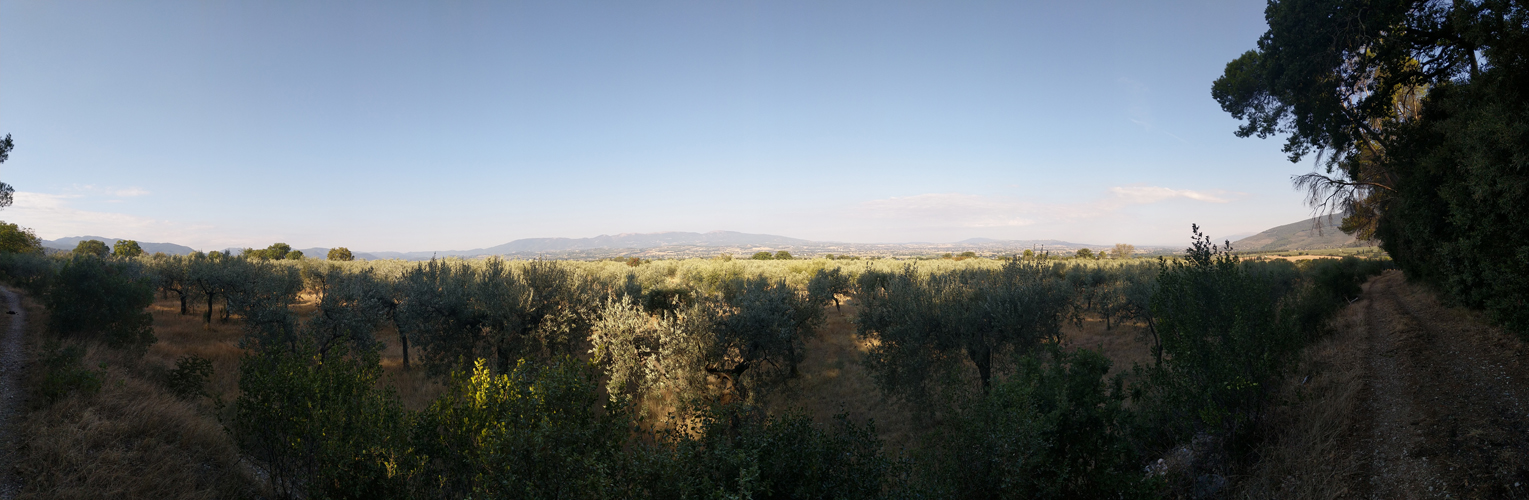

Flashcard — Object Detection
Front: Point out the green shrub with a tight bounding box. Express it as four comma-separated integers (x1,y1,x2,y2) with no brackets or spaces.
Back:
1135,226,1295,447
34,341,103,406
164,355,214,399
233,347,409,500
921,347,1155,499
646,402,904,500
45,254,155,352
0,251,54,294
410,356,632,499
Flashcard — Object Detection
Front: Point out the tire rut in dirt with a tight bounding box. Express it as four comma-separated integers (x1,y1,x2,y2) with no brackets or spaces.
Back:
1351,278,1447,499
1384,283,1529,499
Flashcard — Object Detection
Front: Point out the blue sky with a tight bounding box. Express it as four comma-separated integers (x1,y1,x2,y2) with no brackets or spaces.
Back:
0,0,1317,252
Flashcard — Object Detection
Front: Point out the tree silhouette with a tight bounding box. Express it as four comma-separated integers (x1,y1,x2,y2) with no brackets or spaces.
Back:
0,134,14,209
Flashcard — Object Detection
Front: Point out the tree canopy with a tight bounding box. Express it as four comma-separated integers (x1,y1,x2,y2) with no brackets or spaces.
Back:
327,247,354,261
245,243,293,260
113,239,144,258
1216,0,1529,335
73,240,110,257
0,134,13,209
0,221,42,254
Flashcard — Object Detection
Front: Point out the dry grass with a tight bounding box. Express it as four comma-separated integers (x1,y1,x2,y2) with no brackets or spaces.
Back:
12,293,255,499
1233,278,1372,499
1060,316,1155,378
764,300,921,451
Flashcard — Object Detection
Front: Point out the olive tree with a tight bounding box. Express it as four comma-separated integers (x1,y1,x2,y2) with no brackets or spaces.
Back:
855,260,1070,406
302,266,391,360
807,267,851,312
150,255,193,315
592,275,823,404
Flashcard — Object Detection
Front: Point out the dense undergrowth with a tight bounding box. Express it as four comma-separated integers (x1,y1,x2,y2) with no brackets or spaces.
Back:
0,228,1390,499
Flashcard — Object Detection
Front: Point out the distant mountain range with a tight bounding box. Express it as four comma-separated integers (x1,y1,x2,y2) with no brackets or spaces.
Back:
362,231,820,260
40,230,1177,260
43,236,198,256
1229,215,1370,252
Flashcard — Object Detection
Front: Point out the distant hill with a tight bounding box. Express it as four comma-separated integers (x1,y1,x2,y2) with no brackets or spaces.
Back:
956,238,1106,249
1230,215,1369,252
36,230,1174,261
44,236,198,256
482,231,815,253
364,231,819,260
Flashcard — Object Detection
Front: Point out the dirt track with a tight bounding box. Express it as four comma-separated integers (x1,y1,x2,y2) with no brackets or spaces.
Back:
1343,271,1529,498
0,287,25,499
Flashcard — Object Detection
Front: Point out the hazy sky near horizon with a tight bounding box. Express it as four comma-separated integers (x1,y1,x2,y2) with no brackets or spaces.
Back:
1,0,1318,252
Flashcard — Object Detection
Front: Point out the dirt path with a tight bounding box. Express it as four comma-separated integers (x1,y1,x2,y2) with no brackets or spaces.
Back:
0,286,26,499
1342,271,1529,498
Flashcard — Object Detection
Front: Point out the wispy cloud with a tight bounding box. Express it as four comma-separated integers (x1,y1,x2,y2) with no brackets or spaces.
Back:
1118,77,1190,145
69,184,151,198
3,191,230,249
1108,186,1228,204
854,186,1236,229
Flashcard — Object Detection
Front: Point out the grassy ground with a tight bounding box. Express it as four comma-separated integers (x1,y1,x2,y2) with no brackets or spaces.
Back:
1240,246,1389,261
12,292,253,499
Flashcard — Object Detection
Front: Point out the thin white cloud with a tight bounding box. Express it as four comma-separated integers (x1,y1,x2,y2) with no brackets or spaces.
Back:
68,184,151,197
855,186,1236,229
1108,186,1228,204
2,191,229,249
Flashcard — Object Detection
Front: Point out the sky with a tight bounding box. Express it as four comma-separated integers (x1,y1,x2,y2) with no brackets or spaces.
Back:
0,0,1320,252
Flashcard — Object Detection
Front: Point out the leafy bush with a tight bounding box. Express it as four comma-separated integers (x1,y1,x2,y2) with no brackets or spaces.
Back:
410,357,632,499
644,402,904,500
921,347,1155,499
1135,226,1295,447
233,347,409,500
45,254,156,352
34,341,104,406
0,251,54,294
164,355,214,399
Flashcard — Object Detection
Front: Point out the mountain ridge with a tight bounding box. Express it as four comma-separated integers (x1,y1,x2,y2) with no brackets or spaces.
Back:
1229,215,1369,252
